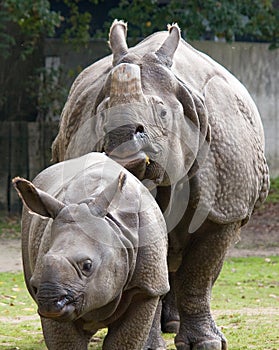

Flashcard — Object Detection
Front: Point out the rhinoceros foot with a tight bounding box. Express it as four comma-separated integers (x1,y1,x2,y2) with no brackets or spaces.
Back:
174,317,228,350
161,319,179,334
175,339,225,350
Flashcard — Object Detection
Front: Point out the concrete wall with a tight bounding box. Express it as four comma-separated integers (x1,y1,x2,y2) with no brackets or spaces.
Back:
45,39,279,177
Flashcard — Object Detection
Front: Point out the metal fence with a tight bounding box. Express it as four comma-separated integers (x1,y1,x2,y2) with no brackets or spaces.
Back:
0,121,58,213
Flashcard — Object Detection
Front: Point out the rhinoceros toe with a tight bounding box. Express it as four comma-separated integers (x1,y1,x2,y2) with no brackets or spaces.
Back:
175,339,227,350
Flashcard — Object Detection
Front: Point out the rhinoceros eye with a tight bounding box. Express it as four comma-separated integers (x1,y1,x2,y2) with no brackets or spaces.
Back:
80,259,93,276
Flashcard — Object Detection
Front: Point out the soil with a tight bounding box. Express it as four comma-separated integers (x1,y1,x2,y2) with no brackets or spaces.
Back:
0,202,278,273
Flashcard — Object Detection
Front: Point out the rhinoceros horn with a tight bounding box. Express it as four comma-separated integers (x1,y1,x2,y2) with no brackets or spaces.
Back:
156,23,181,67
109,63,146,106
88,171,127,217
109,19,128,66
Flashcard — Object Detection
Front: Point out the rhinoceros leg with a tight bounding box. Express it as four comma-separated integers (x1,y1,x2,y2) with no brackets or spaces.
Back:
161,272,180,334
41,317,93,350
103,295,159,350
174,221,240,350
144,300,166,350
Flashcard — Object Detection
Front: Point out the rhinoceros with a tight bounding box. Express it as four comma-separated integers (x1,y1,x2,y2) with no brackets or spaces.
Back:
52,21,269,349
13,152,169,350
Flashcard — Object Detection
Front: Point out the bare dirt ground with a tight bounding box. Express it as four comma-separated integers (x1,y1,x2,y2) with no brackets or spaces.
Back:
0,202,278,272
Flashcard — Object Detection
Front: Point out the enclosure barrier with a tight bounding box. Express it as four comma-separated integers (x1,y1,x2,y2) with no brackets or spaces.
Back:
0,121,58,213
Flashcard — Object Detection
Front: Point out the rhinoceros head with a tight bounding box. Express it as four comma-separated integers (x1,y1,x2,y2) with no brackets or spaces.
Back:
13,173,130,322
93,21,210,188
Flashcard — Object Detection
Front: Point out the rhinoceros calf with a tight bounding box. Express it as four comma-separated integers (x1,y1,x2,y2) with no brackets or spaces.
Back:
13,152,169,350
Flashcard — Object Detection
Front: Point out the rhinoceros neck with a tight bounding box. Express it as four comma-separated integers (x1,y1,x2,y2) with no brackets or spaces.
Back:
81,292,122,330
82,287,142,332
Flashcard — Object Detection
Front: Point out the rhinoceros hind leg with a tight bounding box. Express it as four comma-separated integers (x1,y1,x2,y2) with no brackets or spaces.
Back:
161,272,180,334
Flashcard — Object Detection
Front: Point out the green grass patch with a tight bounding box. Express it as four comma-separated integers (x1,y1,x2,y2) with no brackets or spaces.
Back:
0,256,278,349
266,177,279,203
211,256,279,350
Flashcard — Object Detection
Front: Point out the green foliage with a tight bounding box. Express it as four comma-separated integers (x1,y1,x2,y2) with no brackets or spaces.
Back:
0,0,61,60
0,257,278,349
0,0,102,60
0,0,100,121
61,0,92,48
106,0,279,48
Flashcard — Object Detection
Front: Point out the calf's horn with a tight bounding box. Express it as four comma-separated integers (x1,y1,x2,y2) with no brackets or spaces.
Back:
88,172,127,217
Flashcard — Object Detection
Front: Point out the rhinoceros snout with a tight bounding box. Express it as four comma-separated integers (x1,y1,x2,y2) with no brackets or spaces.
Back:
103,123,145,156
38,296,76,320
36,283,77,320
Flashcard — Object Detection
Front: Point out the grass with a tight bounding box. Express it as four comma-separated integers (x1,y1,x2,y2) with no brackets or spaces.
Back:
266,177,279,203
211,257,279,350
0,256,278,349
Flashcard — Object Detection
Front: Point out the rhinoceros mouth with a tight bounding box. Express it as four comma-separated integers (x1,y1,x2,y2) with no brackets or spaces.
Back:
110,151,164,183
102,125,165,182
38,302,76,321
110,150,148,180
37,287,83,321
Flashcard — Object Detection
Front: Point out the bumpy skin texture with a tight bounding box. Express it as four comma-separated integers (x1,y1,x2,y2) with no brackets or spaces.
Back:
51,21,269,349
16,153,169,350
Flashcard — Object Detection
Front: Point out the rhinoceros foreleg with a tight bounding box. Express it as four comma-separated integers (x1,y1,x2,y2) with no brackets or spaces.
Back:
103,295,159,350
174,221,240,350
41,317,93,350
144,299,166,350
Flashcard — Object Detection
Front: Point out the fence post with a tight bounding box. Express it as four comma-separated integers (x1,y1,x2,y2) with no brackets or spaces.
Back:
28,122,43,180
9,122,28,213
0,122,11,213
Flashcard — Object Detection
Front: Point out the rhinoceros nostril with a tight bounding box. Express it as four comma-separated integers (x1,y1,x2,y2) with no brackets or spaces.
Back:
135,124,144,134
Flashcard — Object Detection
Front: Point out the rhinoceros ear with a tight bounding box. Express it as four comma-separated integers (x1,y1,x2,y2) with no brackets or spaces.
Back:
156,23,181,67
88,171,127,217
109,19,128,66
12,177,65,219
177,82,210,141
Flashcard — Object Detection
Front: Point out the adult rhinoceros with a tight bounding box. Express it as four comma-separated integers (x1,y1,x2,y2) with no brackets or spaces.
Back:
52,21,269,350
13,152,169,350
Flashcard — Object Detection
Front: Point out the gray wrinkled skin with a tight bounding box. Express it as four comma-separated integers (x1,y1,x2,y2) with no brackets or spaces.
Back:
14,153,169,350
52,20,269,349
